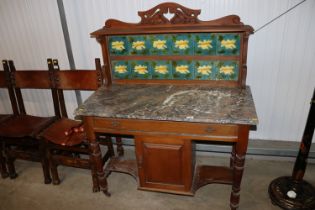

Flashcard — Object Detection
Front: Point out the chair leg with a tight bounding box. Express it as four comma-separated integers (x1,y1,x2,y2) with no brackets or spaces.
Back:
7,156,17,179
50,162,60,185
47,148,60,185
0,142,9,178
116,136,124,156
90,155,100,192
39,142,51,184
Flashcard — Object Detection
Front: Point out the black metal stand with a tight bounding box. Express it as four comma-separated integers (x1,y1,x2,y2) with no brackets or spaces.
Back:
269,89,315,210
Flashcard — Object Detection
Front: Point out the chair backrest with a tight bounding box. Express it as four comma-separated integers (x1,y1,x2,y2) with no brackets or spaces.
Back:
2,60,22,115
2,60,59,116
47,58,104,118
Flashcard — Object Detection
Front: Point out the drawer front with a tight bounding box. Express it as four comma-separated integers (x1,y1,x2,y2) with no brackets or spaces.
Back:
93,118,238,140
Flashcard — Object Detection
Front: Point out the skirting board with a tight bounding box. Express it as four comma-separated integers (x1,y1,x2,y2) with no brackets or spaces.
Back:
112,138,315,159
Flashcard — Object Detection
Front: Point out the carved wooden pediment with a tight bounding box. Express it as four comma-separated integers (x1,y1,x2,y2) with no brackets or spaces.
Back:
103,2,246,29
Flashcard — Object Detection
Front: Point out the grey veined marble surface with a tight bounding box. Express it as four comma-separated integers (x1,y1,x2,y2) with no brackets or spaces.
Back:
75,84,258,125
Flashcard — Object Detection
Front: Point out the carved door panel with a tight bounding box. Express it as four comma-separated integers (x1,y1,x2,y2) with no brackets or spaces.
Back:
135,135,193,194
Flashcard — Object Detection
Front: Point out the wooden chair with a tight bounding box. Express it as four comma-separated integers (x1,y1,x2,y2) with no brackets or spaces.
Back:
40,58,114,192
0,68,17,178
0,60,58,183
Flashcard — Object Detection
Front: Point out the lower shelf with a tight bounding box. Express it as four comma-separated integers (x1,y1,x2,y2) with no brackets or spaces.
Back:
105,156,138,179
105,156,233,195
192,165,233,193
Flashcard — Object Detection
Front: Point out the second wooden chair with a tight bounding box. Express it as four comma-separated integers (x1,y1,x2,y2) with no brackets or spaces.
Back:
40,59,114,192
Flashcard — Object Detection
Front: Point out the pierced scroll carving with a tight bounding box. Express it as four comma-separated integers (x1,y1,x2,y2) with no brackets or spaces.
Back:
102,3,249,29
138,2,201,25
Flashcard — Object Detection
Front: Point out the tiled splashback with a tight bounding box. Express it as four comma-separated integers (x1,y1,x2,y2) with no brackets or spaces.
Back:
112,60,239,80
109,33,240,80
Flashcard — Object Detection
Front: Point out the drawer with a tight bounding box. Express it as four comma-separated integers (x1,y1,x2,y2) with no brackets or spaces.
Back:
93,117,238,139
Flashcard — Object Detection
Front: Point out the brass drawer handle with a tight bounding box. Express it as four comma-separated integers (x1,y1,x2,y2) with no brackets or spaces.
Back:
111,121,120,127
205,126,215,133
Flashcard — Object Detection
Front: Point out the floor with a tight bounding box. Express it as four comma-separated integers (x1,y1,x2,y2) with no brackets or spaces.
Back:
0,148,314,210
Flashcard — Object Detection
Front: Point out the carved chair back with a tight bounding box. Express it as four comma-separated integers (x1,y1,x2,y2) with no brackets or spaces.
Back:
47,58,103,118
91,2,253,88
3,60,58,117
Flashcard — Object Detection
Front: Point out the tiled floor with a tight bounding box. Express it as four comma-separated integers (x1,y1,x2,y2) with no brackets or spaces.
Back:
1,149,314,210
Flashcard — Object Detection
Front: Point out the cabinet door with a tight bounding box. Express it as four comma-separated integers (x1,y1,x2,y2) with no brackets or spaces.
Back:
135,135,193,194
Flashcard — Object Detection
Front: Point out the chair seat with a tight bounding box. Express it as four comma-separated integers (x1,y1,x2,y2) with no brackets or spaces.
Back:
0,115,56,138
41,117,85,147
0,114,12,124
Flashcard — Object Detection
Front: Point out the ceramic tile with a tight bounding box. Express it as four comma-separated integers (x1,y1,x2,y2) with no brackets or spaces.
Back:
194,60,216,80
130,60,152,79
195,33,216,55
173,60,194,79
112,61,130,79
109,36,128,55
149,35,171,55
216,33,240,55
171,34,194,55
152,60,172,79
216,61,239,80
128,36,149,55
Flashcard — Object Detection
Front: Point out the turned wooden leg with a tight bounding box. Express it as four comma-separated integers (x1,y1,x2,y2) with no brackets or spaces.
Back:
230,126,250,210
84,117,110,196
90,156,100,192
106,136,115,157
116,136,124,156
230,144,236,168
0,141,9,178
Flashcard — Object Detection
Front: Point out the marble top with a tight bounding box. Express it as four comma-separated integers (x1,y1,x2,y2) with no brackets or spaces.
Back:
75,84,258,125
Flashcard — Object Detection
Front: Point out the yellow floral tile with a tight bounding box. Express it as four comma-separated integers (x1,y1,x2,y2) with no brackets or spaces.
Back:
217,34,240,55
153,40,167,50
112,41,125,51
216,61,239,80
175,40,189,50
198,40,212,50
172,34,193,55
112,61,129,79
219,65,234,75
130,61,151,79
132,41,146,50
221,39,236,49
152,61,172,79
128,36,148,55
173,61,193,79
197,65,212,75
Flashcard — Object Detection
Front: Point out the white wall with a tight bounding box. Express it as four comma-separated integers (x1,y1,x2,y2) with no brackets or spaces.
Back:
0,0,314,142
